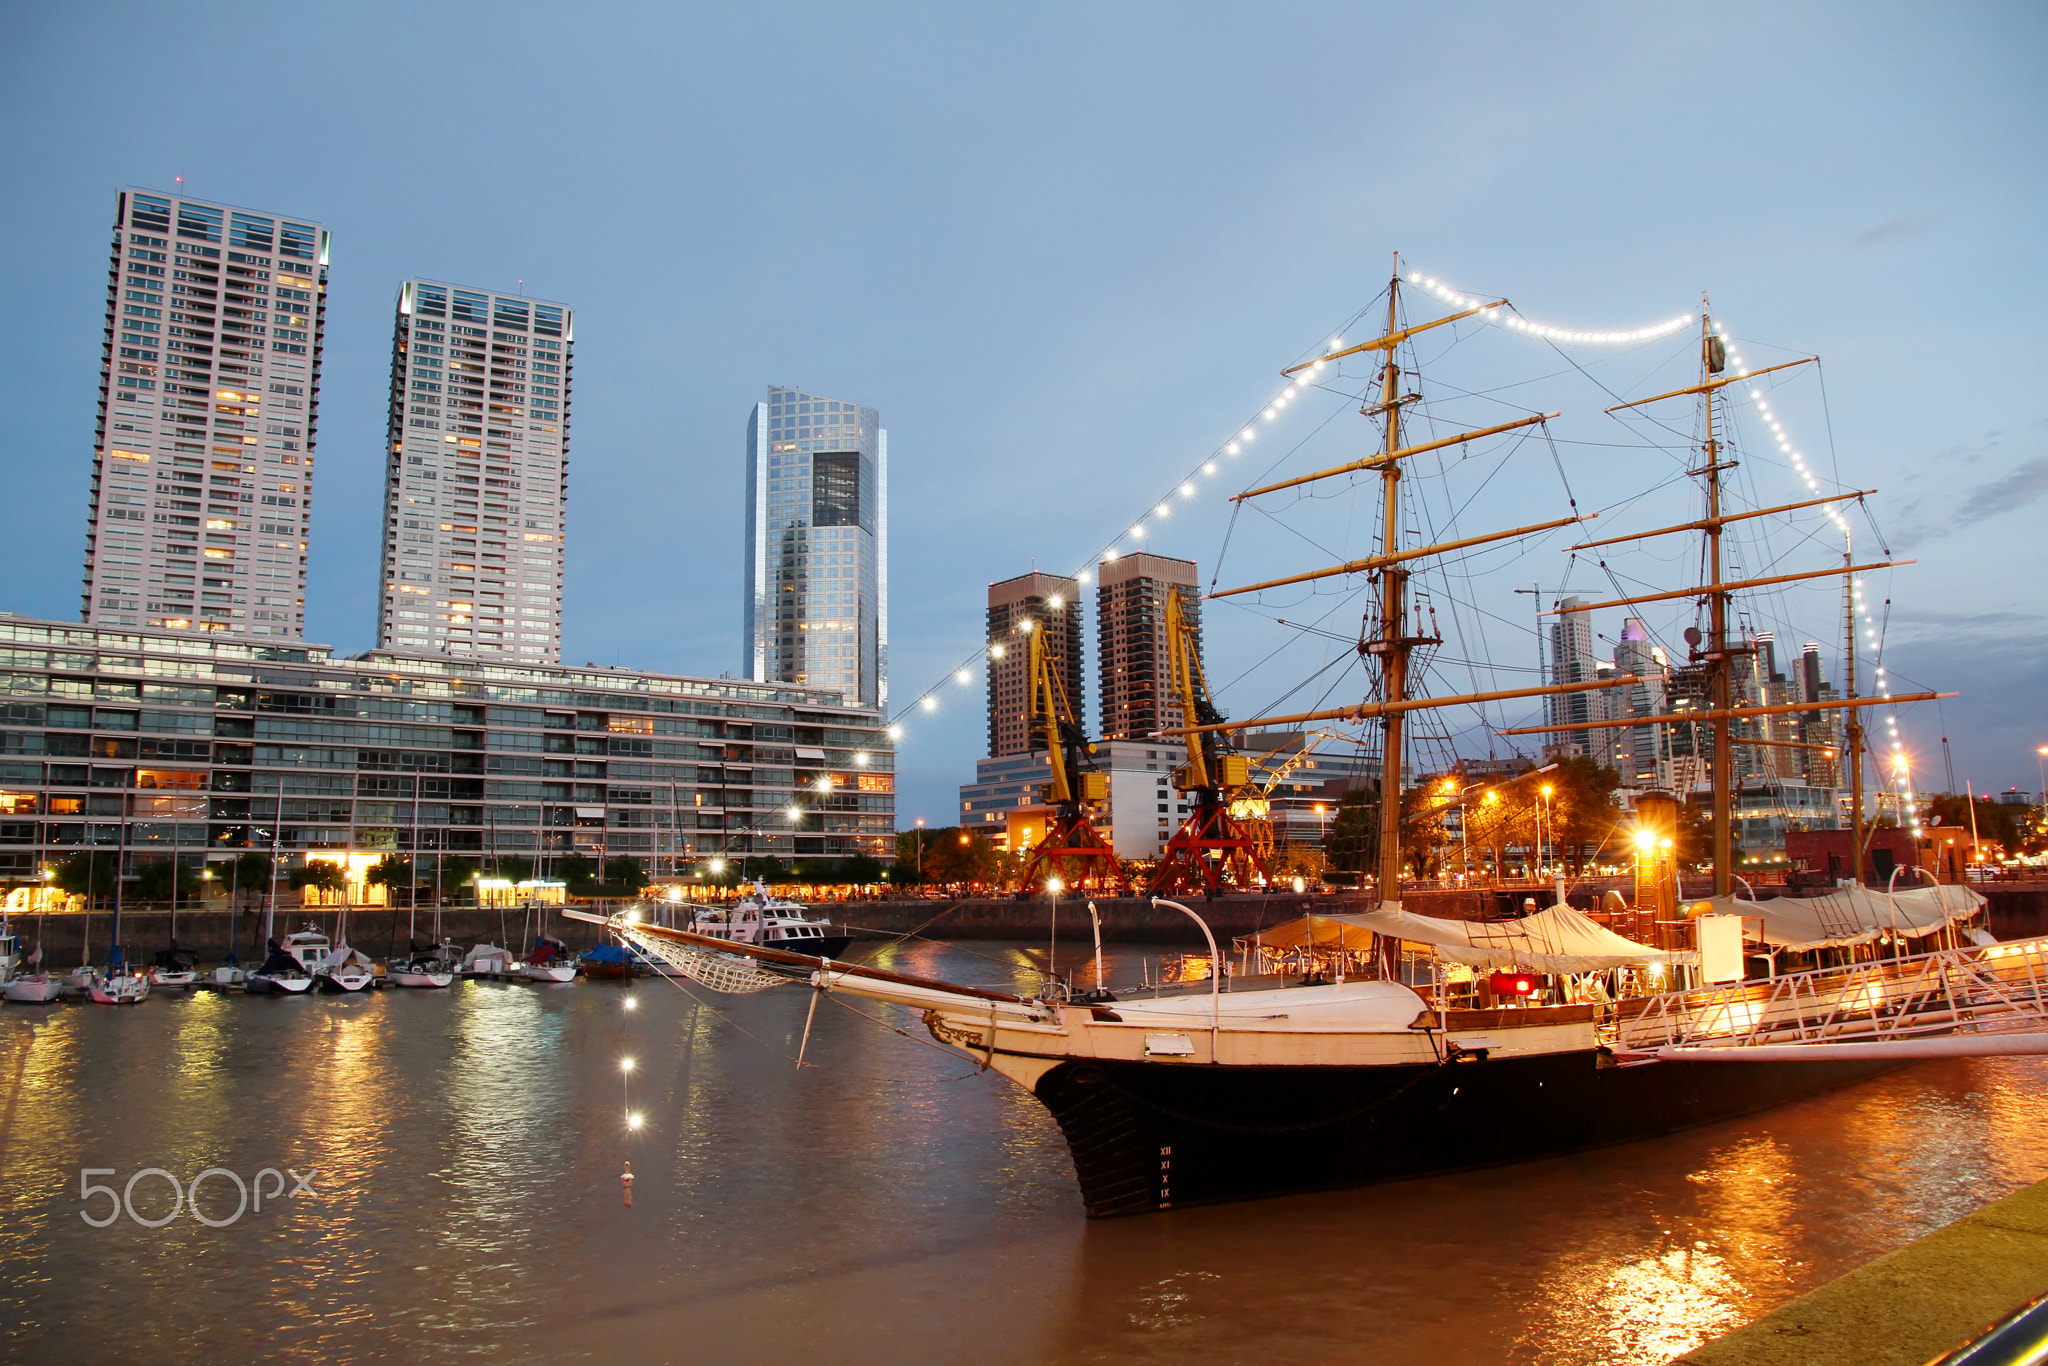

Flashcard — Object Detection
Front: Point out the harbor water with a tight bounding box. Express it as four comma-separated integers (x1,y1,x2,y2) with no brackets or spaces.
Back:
4,939,2047,1364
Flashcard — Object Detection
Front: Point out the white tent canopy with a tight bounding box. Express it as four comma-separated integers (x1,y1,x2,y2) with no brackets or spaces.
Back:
1697,883,1986,952
1246,903,1690,974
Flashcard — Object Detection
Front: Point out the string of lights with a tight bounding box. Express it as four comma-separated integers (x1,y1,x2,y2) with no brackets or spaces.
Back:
1709,323,1917,836
883,272,1919,853
884,330,1361,737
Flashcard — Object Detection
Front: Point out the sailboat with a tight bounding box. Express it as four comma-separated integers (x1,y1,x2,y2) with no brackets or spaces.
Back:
571,264,2035,1217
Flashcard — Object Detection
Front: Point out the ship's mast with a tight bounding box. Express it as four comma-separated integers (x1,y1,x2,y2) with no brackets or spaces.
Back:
1844,538,1863,882
1701,301,1735,899
1374,264,1411,906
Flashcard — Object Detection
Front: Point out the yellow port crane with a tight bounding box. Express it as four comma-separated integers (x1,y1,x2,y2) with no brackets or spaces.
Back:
1018,616,1130,894
1147,589,1269,896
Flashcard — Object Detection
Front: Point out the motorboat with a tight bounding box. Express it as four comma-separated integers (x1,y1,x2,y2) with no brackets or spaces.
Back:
60,966,96,999
687,883,854,958
522,934,578,983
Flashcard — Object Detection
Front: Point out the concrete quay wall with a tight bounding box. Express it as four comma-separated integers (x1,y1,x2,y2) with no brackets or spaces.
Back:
1677,1174,2048,1366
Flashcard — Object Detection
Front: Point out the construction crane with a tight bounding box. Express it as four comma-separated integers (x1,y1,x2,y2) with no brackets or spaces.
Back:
1018,616,1129,894
1238,726,1360,864
1148,588,1269,896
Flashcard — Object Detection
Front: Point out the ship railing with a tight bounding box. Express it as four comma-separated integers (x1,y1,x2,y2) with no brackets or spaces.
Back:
1610,935,2048,1053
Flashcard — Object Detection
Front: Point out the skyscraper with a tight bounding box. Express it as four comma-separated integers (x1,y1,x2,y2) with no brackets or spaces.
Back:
1545,594,1597,759
85,189,327,637
1097,552,1199,741
986,571,1082,757
744,386,887,708
375,281,572,662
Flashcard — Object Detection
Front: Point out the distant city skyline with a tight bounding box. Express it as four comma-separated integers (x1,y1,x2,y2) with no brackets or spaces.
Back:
6,5,2042,827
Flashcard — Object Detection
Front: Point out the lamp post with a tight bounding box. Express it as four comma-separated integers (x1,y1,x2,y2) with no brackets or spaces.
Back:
914,817,925,886
1046,875,1063,993
1539,783,1553,880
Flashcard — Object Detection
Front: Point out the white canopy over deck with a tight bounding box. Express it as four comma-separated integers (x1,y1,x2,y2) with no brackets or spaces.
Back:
1245,903,1691,974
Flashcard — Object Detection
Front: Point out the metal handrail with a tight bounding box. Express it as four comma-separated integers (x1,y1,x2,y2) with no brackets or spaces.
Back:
1614,935,2048,1052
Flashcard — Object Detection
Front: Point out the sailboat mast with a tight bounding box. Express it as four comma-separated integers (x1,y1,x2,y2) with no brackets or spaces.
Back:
1843,537,1863,881
1374,265,1410,905
1701,302,1735,899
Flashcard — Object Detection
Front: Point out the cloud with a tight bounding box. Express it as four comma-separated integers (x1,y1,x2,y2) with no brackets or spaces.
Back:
1856,215,1935,247
1956,457,2048,525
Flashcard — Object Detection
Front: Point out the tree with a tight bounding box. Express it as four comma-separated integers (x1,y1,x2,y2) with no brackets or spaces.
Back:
894,827,933,876
137,856,202,902
230,851,274,903
555,853,599,890
1326,788,1378,878
923,829,1000,888
51,851,117,902
1546,756,1623,873
603,855,647,891
841,854,885,885
438,856,480,897
290,862,346,892
1923,794,2021,854
741,855,788,883
367,853,414,905
496,854,535,883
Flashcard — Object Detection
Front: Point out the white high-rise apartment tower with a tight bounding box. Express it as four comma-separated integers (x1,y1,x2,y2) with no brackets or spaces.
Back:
744,386,888,708
376,281,572,662
84,189,327,637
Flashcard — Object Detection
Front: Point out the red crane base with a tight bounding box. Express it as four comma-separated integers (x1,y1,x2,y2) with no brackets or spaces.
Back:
1147,801,1268,896
1021,811,1131,895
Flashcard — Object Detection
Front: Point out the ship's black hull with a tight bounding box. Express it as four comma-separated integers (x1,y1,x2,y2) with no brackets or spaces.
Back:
1033,1049,1902,1217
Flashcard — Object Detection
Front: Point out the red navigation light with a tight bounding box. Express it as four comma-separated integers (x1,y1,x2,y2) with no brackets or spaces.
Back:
1487,971,1537,998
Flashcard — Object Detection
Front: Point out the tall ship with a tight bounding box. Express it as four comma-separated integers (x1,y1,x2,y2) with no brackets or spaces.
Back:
577,263,2039,1217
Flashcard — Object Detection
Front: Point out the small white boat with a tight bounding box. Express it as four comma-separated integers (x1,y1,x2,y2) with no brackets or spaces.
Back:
0,925,59,1003
462,943,514,979
390,963,456,988
61,966,96,999
320,962,375,993
685,883,855,957
88,970,150,1005
150,945,201,989
198,964,247,991
521,934,578,983
247,937,316,994
3,973,61,1005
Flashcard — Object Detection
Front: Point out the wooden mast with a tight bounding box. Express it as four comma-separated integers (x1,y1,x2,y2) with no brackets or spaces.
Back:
1844,540,1865,882
1701,301,1736,899
1374,262,1411,908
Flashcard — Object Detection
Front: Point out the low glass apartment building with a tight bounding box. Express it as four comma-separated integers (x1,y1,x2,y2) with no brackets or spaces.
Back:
0,614,894,886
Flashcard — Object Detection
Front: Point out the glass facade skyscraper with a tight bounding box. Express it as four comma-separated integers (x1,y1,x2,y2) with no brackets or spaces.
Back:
84,189,328,638
376,280,572,663
744,386,887,708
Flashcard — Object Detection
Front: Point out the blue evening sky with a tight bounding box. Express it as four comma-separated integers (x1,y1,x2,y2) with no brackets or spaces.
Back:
2,3,2041,825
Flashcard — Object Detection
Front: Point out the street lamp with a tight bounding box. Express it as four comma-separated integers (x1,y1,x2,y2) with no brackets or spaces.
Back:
2036,746,2047,812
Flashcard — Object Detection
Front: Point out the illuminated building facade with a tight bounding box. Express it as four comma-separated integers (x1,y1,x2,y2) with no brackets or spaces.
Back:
985,571,1082,758
376,281,572,663
743,387,888,708
0,613,894,886
1096,552,1199,742
83,189,328,639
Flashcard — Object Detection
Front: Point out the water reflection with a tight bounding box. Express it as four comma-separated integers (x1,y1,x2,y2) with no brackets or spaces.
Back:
1,946,2046,1366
